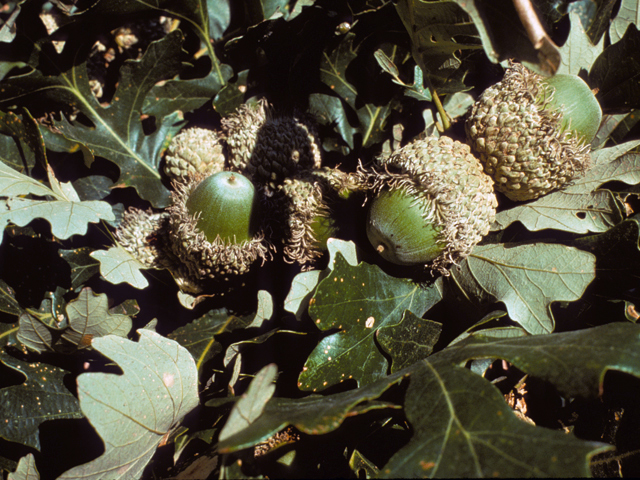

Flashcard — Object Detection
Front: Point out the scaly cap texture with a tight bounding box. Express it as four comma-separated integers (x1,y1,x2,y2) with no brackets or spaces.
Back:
222,100,322,188
221,100,269,173
115,208,203,293
277,173,335,268
166,175,273,283
359,136,497,274
465,63,591,201
164,127,226,181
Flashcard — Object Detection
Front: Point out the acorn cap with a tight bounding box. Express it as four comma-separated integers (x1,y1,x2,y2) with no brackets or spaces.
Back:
164,127,226,181
221,100,268,174
360,136,497,274
167,173,273,283
465,63,600,201
115,208,172,269
277,173,337,268
222,100,322,189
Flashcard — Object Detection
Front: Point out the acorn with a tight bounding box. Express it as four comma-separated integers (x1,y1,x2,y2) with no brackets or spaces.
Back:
222,100,322,189
277,173,338,268
360,136,497,274
163,127,226,182
466,62,602,201
167,171,272,285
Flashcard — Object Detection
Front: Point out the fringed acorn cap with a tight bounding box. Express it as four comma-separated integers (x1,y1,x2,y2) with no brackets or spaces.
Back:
359,136,497,275
465,63,600,201
166,172,273,284
164,127,226,182
222,100,322,189
115,208,203,293
277,173,337,269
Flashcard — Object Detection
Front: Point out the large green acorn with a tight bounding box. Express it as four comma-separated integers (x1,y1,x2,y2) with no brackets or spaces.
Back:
360,136,497,274
167,171,272,284
466,62,602,201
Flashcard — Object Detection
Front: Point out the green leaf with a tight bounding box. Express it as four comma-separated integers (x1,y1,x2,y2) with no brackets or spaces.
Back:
0,160,114,245
90,244,150,289
143,67,232,119
58,330,199,479
452,0,560,75
379,361,609,478
0,320,20,349
219,364,277,443
609,0,640,44
591,24,640,112
436,322,640,399
284,238,358,321
0,355,82,450
314,33,393,150
395,0,482,90
452,243,596,334
377,310,442,373
59,247,100,291
557,9,604,76
573,218,640,292
298,254,443,391
0,109,46,172
7,454,39,480
0,279,21,316
0,32,185,207
61,288,133,349
493,141,640,233
218,368,407,453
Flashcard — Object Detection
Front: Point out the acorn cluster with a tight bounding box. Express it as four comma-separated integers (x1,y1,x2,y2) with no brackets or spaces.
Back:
115,62,603,292
117,101,353,293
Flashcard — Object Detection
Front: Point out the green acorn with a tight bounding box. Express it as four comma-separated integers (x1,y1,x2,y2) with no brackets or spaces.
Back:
360,136,497,274
222,101,322,188
164,127,226,182
466,62,602,201
167,171,272,284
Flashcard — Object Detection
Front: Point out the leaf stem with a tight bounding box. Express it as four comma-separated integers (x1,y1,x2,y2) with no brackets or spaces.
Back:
431,89,450,132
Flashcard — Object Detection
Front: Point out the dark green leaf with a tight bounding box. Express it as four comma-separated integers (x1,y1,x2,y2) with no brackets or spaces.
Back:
377,311,442,373
218,364,277,443
299,254,443,391
0,109,45,172
591,24,640,112
0,355,82,450
379,361,609,478
59,247,100,291
453,243,596,334
435,322,640,399
395,0,483,90
58,330,199,479
143,66,232,119
0,279,21,316
218,368,407,453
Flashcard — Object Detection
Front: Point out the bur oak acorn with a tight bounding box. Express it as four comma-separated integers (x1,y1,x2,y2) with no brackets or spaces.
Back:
466,63,603,201
360,136,498,274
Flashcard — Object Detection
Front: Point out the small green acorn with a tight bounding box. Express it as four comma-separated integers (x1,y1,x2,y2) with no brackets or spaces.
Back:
466,62,602,201
167,171,272,284
360,136,497,274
